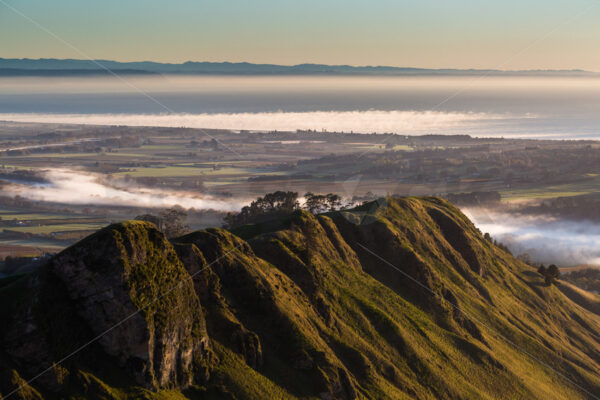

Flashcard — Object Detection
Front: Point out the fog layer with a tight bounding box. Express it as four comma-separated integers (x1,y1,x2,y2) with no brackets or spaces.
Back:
0,110,507,135
6,75,600,138
4,169,245,211
465,208,600,266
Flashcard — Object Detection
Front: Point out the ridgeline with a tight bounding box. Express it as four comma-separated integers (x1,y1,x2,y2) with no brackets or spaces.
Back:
1,197,599,399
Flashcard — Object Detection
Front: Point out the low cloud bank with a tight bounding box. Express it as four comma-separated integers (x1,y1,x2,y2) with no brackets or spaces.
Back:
465,208,600,266
0,110,516,135
3,168,245,211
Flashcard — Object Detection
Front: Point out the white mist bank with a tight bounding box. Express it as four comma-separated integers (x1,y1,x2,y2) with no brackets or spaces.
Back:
4,171,600,266
6,74,600,139
465,208,600,266
0,110,516,135
4,169,245,211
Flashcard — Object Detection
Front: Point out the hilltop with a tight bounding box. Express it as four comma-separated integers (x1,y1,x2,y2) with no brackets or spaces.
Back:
1,197,599,399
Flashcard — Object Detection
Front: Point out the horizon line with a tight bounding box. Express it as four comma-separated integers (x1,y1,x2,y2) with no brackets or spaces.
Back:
1,57,597,74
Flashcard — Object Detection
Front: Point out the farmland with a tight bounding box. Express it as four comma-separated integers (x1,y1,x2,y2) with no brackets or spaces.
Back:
3,121,600,258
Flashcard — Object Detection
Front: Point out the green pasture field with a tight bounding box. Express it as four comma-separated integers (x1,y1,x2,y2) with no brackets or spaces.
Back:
203,180,247,187
14,152,96,158
2,223,107,234
139,144,185,151
14,152,151,159
0,164,37,170
0,212,93,221
501,179,600,201
116,165,284,178
345,143,385,150
116,166,209,177
389,145,413,151
173,161,258,167
0,238,66,249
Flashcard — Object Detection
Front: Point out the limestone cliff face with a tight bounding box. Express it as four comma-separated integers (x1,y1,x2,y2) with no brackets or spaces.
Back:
2,198,600,400
1,221,212,396
48,221,211,389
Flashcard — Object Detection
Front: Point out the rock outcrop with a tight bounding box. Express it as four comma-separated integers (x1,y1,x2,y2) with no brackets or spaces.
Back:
1,222,213,397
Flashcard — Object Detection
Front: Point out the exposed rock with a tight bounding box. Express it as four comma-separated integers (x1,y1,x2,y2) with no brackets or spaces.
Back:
1,222,213,395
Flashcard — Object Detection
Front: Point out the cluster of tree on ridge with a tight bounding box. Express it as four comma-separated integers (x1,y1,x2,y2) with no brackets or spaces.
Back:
223,191,347,229
538,264,561,286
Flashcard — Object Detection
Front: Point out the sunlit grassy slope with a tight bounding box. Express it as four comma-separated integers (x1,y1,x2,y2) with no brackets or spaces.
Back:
1,197,600,399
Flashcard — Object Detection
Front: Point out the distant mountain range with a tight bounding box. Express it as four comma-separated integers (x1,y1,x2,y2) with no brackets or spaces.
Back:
0,58,597,77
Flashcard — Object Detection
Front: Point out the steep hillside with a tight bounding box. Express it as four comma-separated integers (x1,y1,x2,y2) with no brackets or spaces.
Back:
559,281,600,316
1,197,600,399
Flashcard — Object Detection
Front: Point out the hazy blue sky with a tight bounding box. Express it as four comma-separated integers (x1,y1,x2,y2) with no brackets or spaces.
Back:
1,0,599,69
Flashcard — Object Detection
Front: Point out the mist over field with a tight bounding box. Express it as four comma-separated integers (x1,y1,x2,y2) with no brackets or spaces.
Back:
9,167,600,268
465,208,600,266
4,168,245,211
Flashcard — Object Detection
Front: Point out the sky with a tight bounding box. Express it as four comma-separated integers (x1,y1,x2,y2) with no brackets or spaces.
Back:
1,0,600,70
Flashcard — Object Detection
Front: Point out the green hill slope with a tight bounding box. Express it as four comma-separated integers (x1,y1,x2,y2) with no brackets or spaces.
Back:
1,197,599,399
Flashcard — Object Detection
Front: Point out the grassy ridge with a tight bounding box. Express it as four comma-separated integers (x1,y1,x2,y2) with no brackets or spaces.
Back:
1,197,600,399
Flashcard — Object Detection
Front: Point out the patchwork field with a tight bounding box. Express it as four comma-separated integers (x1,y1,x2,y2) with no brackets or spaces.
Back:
3,122,600,261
